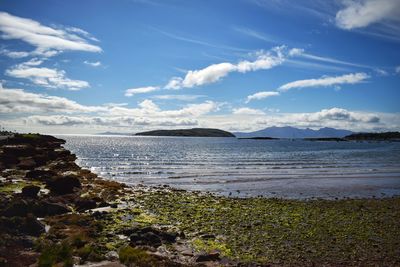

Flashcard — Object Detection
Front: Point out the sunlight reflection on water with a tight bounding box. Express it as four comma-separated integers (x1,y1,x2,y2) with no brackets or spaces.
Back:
60,135,400,199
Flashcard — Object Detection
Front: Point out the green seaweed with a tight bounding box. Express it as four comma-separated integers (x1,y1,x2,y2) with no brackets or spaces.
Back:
38,242,73,267
118,246,158,266
133,189,400,265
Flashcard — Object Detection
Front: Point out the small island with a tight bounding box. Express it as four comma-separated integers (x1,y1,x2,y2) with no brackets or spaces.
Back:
238,137,279,140
135,128,236,137
345,132,400,141
304,137,347,142
303,132,400,142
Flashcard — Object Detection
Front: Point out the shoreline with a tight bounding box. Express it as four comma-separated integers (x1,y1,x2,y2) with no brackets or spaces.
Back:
65,134,400,201
1,134,400,266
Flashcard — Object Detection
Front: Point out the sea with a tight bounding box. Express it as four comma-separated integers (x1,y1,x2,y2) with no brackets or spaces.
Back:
59,135,400,199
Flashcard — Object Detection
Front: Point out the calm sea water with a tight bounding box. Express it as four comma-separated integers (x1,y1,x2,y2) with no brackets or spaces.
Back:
59,135,400,199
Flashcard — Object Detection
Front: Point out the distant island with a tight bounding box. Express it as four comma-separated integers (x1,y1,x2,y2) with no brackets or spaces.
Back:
345,132,400,141
97,131,131,135
304,132,400,142
304,137,347,142
238,137,279,140
135,128,236,137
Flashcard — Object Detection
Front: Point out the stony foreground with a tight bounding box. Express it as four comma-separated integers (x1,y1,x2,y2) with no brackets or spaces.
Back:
0,134,399,266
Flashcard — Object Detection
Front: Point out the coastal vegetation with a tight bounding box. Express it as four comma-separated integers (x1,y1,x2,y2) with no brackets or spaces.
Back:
0,134,399,266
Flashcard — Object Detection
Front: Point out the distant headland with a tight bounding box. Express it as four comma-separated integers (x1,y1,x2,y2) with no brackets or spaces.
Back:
135,128,236,137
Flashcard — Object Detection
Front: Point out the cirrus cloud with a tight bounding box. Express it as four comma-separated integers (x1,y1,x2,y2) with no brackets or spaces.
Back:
246,91,279,103
125,86,160,97
0,11,102,56
84,60,102,67
278,73,369,92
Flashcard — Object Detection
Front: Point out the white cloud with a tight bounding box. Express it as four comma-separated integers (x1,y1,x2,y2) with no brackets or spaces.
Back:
152,94,206,101
66,27,100,42
2,83,397,134
288,48,304,57
278,73,369,92
335,0,400,30
246,91,279,103
165,63,236,89
375,68,388,76
250,108,384,132
1,84,398,133
165,46,290,89
0,84,104,114
5,60,90,90
307,107,380,123
396,66,400,74
125,86,160,97
0,48,30,58
164,77,183,90
236,47,285,73
232,107,265,115
22,58,44,66
153,101,220,118
0,83,219,117
25,115,198,127
137,99,160,112
84,60,102,67
0,12,101,56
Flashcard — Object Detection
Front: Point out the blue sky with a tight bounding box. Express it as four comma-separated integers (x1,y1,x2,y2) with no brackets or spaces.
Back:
0,0,399,134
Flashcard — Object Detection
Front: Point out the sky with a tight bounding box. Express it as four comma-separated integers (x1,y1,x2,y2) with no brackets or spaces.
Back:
0,0,400,134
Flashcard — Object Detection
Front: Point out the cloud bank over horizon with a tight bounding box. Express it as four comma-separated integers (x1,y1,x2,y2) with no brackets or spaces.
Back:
1,83,397,134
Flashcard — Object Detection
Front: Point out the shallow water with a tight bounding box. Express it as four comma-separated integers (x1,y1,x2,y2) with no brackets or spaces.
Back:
59,135,400,199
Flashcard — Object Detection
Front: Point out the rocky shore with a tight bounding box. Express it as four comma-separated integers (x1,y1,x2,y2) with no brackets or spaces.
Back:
1,134,400,266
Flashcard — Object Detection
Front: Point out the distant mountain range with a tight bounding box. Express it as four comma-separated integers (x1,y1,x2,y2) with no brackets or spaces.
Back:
234,126,353,139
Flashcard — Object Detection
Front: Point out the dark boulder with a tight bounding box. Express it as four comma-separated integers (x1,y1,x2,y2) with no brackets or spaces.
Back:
97,201,110,208
35,201,71,217
0,214,45,237
2,199,34,217
46,175,81,195
25,170,56,181
128,227,177,247
17,158,36,170
130,231,162,247
2,199,70,217
75,198,97,212
19,214,45,236
31,153,49,166
195,251,221,262
0,134,65,148
2,145,35,158
49,161,81,172
21,185,40,198
0,153,18,166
